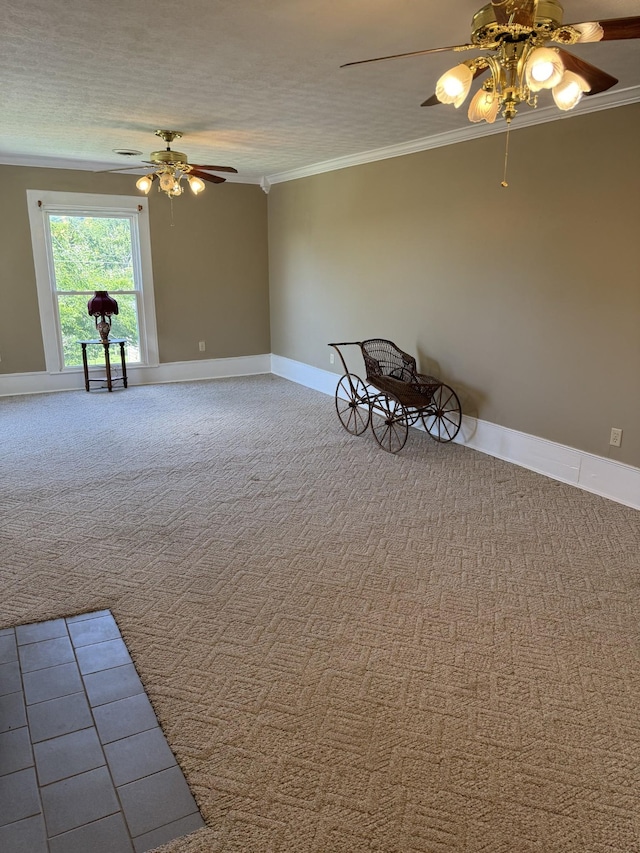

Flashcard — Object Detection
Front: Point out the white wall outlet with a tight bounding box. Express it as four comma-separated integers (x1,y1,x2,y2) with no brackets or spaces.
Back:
198,341,206,352
329,352,335,365
610,427,623,447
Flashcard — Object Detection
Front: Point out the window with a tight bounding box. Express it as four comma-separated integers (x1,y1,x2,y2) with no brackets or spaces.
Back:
27,191,158,373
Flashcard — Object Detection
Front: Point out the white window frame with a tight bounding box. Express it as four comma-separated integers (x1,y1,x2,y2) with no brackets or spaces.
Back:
27,190,159,373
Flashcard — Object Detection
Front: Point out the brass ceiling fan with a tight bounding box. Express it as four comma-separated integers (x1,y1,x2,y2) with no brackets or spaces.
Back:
109,130,238,198
342,2,640,126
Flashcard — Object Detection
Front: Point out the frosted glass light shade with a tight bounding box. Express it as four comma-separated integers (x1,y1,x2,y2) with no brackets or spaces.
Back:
574,22,604,43
136,175,153,194
435,64,473,108
188,175,206,195
159,171,176,192
525,47,564,91
468,88,500,123
552,71,590,110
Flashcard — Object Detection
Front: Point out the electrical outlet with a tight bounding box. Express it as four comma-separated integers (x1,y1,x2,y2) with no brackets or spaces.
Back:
329,352,335,365
610,427,623,447
198,341,206,352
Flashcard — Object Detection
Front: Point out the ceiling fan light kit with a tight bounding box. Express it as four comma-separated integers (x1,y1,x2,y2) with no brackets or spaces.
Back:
342,1,640,175
107,129,239,200
432,2,600,126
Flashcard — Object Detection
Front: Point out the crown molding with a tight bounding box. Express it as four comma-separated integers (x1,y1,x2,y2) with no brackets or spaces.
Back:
264,86,640,186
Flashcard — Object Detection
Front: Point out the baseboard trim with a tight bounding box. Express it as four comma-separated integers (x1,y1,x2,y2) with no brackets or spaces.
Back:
4,353,638,510
271,354,640,511
0,354,272,397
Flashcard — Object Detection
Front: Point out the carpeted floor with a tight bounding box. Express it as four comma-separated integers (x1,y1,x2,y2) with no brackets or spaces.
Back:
1,375,639,852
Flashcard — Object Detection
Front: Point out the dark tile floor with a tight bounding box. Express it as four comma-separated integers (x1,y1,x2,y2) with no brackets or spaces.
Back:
0,611,205,852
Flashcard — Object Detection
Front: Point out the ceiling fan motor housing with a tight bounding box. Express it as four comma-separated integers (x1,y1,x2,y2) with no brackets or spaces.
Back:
149,148,189,168
472,1,566,45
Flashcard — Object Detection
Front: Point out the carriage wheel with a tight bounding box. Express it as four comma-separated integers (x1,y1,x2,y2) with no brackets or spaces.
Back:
370,394,409,453
421,384,462,443
335,374,370,435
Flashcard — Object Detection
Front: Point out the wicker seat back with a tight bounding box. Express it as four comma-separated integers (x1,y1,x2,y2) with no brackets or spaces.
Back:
360,339,416,383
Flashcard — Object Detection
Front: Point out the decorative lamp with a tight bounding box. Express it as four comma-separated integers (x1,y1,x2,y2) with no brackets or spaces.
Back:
87,291,119,343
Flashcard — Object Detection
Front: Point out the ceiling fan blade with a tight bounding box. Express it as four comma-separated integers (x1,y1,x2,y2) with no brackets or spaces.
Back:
95,165,148,173
341,44,475,68
558,49,618,95
191,169,226,184
566,16,640,41
421,65,489,107
190,164,238,173
491,1,537,27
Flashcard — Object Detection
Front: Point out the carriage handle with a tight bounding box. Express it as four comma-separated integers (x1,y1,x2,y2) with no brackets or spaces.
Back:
328,342,363,381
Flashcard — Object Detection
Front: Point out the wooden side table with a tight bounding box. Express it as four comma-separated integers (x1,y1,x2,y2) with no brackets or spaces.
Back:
79,338,128,392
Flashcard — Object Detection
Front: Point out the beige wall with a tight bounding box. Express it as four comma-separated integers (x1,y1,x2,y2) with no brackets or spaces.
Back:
268,105,640,467
0,166,269,374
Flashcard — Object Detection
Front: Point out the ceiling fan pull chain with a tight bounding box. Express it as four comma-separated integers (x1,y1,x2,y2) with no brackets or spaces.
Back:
501,126,511,188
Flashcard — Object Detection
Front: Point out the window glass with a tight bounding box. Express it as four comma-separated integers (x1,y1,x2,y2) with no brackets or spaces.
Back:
48,215,140,367
27,192,158,374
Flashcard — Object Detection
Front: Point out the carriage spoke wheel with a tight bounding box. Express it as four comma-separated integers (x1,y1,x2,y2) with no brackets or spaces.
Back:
421,384,462,443
370,394,409,453
335,374,370,435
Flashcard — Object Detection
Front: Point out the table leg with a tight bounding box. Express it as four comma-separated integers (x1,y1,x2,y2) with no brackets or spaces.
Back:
119,342,128,388
81,343,90,392
104,343,113,392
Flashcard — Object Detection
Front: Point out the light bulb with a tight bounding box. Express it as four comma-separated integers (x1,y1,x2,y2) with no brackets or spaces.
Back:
435,64,473,108
135,174,154,194
525,48,564,92
188,175,206,195
552,71,590,111
532,61,554,83
468,88,499,123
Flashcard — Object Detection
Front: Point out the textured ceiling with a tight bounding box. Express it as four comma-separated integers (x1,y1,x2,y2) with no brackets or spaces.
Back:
1,0,639,185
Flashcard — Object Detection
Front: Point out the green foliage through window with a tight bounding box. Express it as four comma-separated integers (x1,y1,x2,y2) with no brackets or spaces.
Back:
48,216,141,367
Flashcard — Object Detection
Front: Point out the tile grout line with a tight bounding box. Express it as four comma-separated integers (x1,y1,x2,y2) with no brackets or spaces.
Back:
61,613,130,846
14,625,51,852
5,612,206,852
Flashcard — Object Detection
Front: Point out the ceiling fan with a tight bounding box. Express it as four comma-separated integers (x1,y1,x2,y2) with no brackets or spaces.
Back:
342,1,640,126
108,130,238,198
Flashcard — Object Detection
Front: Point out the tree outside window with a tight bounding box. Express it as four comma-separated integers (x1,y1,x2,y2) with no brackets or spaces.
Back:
27,191,158,375
49,215,141,367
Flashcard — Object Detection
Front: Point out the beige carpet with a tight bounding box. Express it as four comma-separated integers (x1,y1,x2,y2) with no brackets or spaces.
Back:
2,376,639,852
